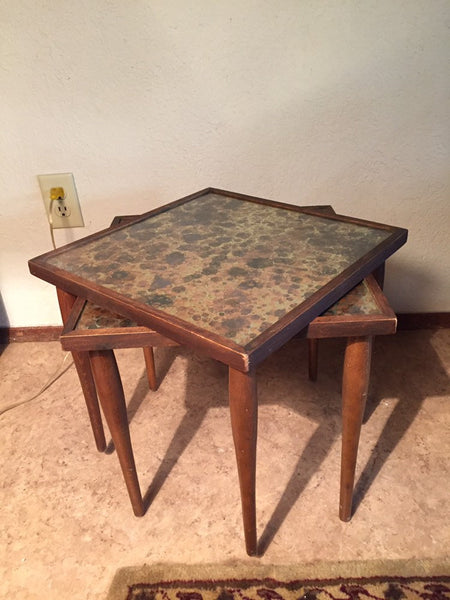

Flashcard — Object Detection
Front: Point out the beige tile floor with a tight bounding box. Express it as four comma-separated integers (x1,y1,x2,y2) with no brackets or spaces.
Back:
1,330,449,599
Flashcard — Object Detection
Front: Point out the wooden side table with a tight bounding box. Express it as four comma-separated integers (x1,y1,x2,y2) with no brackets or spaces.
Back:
29,188,407,554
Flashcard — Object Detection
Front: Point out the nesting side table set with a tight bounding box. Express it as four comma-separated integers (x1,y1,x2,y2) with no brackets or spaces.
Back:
29,188,407,555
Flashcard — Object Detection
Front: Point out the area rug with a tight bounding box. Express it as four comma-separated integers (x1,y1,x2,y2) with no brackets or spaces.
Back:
106,559,450,600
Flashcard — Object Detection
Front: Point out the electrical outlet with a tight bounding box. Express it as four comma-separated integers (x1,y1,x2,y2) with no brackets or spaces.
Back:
37,173,85,229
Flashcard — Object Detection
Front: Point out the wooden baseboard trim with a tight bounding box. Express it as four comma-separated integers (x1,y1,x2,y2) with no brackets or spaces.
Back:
0,326,62,344
396,313,450,330
1,313,448,344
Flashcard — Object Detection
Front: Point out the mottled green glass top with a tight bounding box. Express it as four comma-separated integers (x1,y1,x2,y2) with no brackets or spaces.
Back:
77,302,137,330
323,279,380,316
48,193,391,347
76,278,380,332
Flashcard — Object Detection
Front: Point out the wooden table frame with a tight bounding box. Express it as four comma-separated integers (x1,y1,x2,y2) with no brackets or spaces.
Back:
29,188,407,555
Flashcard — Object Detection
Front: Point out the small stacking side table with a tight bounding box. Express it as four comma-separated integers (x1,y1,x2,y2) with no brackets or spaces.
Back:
29,188,407,555
61,212,395,524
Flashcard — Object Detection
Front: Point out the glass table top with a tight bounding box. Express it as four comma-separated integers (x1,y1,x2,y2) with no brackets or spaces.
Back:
76,277,380,331
29,188,407,368
44,193,391,344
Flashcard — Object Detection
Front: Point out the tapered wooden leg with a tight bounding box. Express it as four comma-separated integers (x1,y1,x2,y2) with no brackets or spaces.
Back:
56,288,77,320
56,288,107,452
228,367,258,556
143,347,157,391
72,351,106,452
372,262,385,289
308,338,319,381
89,349,144,517
340,336,372,521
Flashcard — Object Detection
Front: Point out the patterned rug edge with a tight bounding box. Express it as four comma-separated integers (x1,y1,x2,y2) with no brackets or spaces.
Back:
106,557,450,600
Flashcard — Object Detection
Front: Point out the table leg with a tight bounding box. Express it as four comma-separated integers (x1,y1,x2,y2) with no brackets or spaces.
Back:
340,335,372,521
228,367,258,556
72,352,106,452
56,288,77,321
89,349,144,517
56,288,106,452
143,346,157,391
372,262,385,289
308,338,319,381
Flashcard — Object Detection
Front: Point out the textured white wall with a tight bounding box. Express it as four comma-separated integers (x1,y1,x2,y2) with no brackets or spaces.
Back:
1,1,449,327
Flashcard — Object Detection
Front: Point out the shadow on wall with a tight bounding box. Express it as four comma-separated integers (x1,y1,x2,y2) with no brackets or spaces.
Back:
384,257,437,313
0,293,10,352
